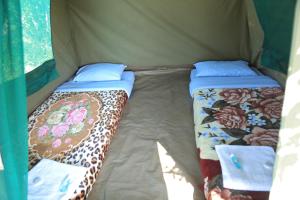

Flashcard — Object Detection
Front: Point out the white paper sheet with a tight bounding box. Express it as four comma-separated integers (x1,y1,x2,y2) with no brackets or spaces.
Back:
215,145,275,191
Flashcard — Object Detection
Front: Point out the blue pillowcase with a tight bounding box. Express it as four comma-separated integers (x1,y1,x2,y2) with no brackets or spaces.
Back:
74,63,127,82
194,60,258,77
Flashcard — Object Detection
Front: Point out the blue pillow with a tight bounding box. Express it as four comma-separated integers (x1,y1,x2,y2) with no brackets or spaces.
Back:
74,63,127,82
194,60,258,77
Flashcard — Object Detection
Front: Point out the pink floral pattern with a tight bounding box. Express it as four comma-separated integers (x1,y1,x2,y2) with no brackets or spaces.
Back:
30,94,101,156
52,138,62,148
38,125,49,137
28,90,128,200
88,118,94,125
66,107,87,125
51,124,69,138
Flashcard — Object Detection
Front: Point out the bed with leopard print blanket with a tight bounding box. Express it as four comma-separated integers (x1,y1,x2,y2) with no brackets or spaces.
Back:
193,87,284,200
28,90,128,199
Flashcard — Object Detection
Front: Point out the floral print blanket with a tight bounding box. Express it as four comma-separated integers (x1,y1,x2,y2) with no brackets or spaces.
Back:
193,87,284,200
28,90,128,200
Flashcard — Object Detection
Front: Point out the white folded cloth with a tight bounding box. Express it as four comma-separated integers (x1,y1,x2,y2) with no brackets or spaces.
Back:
28,159,88,200
215,145,275,191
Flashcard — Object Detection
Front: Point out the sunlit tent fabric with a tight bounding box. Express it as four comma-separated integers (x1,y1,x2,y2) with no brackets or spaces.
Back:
0,1,28,200
271,2,300,198
254,0,296,73
21,0,58,95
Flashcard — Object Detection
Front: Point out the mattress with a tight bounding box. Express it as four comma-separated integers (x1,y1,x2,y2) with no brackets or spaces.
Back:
56,71,135,97
28,73,134,199
191,74,284,200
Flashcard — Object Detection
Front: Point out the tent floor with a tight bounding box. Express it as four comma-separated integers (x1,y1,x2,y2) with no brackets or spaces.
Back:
88,69,204,200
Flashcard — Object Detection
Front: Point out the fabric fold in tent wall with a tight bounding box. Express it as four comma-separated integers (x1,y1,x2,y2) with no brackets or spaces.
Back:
21,0,58,95
254,0,296,74
0,1,28,200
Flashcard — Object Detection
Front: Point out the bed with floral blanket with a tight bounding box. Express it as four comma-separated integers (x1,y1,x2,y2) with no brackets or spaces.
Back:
193,87,284,200
28,90,128,200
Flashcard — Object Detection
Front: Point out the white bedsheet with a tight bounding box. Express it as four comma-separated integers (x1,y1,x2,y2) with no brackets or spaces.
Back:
56,71,135,97
189,75,280,97
190,68,263,81
190,69,198,81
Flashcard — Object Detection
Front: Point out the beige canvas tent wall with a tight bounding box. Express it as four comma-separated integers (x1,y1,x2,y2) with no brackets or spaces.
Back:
28,0,268,113
2,0,298,199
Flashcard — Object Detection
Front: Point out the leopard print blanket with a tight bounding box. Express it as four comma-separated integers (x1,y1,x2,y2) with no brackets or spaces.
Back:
28,90,128,200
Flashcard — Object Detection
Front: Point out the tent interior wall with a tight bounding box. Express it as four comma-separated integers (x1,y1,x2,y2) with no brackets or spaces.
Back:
27,0,288,113
16,0,296,199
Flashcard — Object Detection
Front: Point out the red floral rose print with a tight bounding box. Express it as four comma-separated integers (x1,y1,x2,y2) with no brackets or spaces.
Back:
243,127,279,149
220,89,257,105
214,106,247,129
260,88,284,98
253,99,282,119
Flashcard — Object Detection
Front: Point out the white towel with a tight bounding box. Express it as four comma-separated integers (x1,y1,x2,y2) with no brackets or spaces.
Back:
215,145,275,191
28,159,88,200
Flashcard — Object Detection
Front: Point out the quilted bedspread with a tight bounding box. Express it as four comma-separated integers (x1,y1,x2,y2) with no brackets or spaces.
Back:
28,90,128,200
193,87,284,200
